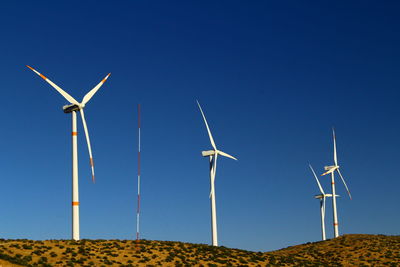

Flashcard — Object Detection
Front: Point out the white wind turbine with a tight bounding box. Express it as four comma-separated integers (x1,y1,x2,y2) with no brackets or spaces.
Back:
197,100,237,246
27,65,110,241
309,164,336,241
321,128,351,238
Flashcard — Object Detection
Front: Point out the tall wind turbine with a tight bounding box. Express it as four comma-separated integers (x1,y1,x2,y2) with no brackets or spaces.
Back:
197,100,237,247
309,164,335,241
27,66,110,240
321,128,351,238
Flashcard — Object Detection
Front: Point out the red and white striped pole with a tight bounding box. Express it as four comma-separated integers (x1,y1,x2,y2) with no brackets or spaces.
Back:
136,104,141,246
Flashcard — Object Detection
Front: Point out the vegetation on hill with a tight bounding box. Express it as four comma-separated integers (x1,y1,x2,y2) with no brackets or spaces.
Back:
270,234,400,266
0,234,397,266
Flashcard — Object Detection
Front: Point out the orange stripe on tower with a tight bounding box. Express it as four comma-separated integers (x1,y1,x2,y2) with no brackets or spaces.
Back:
333,223,339,226
72,202,80,206
72,132,77,136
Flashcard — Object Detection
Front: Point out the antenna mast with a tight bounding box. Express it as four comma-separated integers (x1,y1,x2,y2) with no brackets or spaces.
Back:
136,104,141,246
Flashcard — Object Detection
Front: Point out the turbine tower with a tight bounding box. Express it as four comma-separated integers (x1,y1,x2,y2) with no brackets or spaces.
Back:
27,66,110,240
197,100,237,246
309,164,335,241
321,128,351,238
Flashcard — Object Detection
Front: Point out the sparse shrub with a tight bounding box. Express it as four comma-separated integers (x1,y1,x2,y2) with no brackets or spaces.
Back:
32,249,42,255
22,244,33,249
38,256,48,263
23,255,32,263
10,244,21,249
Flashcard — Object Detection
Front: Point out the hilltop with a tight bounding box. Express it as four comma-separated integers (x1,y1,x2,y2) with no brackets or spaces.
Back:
0,234,398,266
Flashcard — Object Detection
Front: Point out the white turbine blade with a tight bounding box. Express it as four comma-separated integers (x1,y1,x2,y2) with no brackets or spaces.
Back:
80,109,95,183
321,170,330,176
337,169,352,200
309,164,325,194
213,153,218,183
209,154,218,198
322,196,326,218
217,150,237,161
26,65,79,105
208,156,213,198
321,166,336,176
333,128,338,166
82,73,111,105
197,100,217,150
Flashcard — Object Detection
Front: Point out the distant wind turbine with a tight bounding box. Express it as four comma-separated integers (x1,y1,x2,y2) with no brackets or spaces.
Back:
309,164,336,241
27,65,110,240
197,100,237,246
321,128,351,238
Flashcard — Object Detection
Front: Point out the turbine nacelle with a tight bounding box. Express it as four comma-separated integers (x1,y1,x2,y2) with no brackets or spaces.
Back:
202,150,216,157
314,193,338,199
63,104,81,113
201,149,238,160
324,165,339,171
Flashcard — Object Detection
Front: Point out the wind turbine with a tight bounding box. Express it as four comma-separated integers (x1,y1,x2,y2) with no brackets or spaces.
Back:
27,65,110,241
321,128,351,238
309,164,336,241
197,100,237,246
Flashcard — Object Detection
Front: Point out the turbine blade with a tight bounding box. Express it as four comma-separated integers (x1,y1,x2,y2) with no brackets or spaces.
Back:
322,196,326,218
80,109,95,183
209,154,218,198
217,150,237,161
209,156,213,198
82,73,111,105
213,153,218,181
197,100,217,150
26,65,79,105
337,169,352,200
333,128,338,166
309,164,325,194
321,168,334,176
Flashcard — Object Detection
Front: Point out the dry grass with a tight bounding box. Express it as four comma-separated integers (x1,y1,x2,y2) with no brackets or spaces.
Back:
268,234,400,266
0,234,397,266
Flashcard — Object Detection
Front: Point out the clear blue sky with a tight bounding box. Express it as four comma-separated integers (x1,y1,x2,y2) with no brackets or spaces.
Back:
0,1,399,252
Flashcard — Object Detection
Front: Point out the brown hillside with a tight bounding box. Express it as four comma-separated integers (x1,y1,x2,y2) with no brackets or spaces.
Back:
268,234,400,266
0,234,397,266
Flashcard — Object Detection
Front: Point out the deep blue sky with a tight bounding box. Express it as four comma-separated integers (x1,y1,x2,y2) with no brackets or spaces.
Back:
0,1,399,252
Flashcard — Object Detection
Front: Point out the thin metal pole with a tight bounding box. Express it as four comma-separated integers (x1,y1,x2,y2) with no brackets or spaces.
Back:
136,104,141,247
